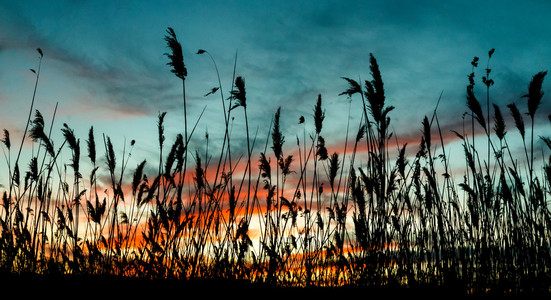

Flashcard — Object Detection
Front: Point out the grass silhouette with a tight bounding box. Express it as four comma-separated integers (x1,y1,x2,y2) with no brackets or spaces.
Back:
1,29,550,296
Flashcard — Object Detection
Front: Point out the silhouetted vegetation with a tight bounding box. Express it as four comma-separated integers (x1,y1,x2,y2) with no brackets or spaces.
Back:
1,30,550,296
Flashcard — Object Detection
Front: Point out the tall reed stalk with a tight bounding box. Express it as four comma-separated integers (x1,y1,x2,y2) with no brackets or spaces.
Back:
1,37,551,295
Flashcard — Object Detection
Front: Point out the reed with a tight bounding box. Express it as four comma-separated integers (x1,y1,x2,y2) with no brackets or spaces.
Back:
0,33,550,295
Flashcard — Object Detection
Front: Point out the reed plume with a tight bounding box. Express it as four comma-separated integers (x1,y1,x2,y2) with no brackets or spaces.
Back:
2,35,551,295
229,76,246,110
165,28,189,191
164,27,187,80
493,104,506,141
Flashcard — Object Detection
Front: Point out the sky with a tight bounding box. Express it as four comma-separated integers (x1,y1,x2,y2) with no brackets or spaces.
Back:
1,0,551,182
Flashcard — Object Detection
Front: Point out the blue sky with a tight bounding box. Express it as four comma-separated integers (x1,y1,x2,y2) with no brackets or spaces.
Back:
1,0,550,177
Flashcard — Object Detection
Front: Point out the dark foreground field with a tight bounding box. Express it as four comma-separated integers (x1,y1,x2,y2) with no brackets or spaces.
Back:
2,272,547,298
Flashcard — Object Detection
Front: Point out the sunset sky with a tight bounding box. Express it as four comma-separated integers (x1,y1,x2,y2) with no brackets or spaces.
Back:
1,0,551,181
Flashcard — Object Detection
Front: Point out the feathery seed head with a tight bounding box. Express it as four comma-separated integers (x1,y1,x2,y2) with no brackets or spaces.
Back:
62,123,80,173
2,129,9,150
132,160,147,196
229,76,247,110
316,136,328,160
466,83,486,131
493,104,506,140
328,152,339,188
422,116,431,151
507,103,525,139
471,56,479,68
523,71,547,119
105,136,116,175
314,94,325,135
164,27,187,80
339,77,361,98
272,107,284,160
87,126,96,164
204,87,219,97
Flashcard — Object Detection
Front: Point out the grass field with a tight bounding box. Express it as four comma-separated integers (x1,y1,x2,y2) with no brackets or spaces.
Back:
1,28,550,296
